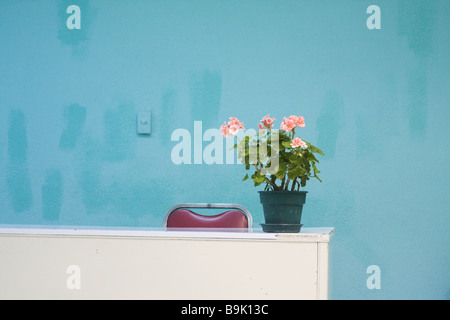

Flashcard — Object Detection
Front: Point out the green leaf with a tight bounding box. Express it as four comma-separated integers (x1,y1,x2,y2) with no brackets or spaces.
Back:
242,174,249,181
307,152,319,163
300,175,309,187
287,170,297,180
275,163,287,179
282,141,291,149
288,166,304,180
313,163,320,174
251,171,266,186
307,143,325,156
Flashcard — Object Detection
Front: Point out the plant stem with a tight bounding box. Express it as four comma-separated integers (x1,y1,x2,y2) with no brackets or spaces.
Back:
286,178,292,191
255,163,279,191
291,178,297,191
281,175,286,189
265,177,279,190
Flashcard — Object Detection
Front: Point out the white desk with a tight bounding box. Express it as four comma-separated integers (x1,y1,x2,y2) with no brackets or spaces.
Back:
0,226,334,300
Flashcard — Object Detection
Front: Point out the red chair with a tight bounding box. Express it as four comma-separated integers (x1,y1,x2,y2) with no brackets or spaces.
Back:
163,203,253,231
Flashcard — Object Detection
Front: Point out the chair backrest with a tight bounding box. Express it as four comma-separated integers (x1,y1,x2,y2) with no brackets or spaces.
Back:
163,203,253,231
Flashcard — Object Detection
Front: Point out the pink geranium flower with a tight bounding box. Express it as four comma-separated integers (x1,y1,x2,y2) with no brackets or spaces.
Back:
220,117,245,137
291,137,308,149
281,115,305,131
296,116,305,128
281,117,296,132
220,122,231,137
260,115,276,129
228,117,245,128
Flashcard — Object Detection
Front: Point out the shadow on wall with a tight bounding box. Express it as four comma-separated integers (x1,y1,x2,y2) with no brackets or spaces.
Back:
59,103,87,150
316,91,344,159
6,110,33,213
102,103,136,162
397,0,436,139
64,101,175,223
72,102,137,215
190,70,222,129
57,0,97,54
42,170,63,221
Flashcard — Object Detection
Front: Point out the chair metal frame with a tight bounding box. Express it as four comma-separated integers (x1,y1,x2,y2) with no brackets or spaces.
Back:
163,203,253,231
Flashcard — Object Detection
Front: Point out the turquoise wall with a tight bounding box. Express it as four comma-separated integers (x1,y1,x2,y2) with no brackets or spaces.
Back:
1,0,449,299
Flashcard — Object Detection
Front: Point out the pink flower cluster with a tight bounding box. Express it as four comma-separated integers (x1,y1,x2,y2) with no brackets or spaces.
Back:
258,115,276,130
220,117,245,138
280,115,305,132
220,114,307,145
291,137,308,149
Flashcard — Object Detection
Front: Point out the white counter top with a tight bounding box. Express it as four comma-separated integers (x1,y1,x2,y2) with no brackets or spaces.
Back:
0,225,334,243
0,225,334,299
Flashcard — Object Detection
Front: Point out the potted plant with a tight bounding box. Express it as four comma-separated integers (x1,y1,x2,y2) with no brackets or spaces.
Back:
220,115,324,233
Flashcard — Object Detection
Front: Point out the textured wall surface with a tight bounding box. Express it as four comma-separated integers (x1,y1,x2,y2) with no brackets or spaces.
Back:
0,0,449,299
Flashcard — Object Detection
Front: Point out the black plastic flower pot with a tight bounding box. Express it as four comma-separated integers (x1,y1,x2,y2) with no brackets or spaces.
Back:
259,191,308,233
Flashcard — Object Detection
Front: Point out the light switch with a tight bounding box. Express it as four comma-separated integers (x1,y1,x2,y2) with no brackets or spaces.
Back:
137,111,151,135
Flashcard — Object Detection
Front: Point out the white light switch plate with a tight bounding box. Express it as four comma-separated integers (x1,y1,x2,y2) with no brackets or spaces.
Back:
137,111,151,135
